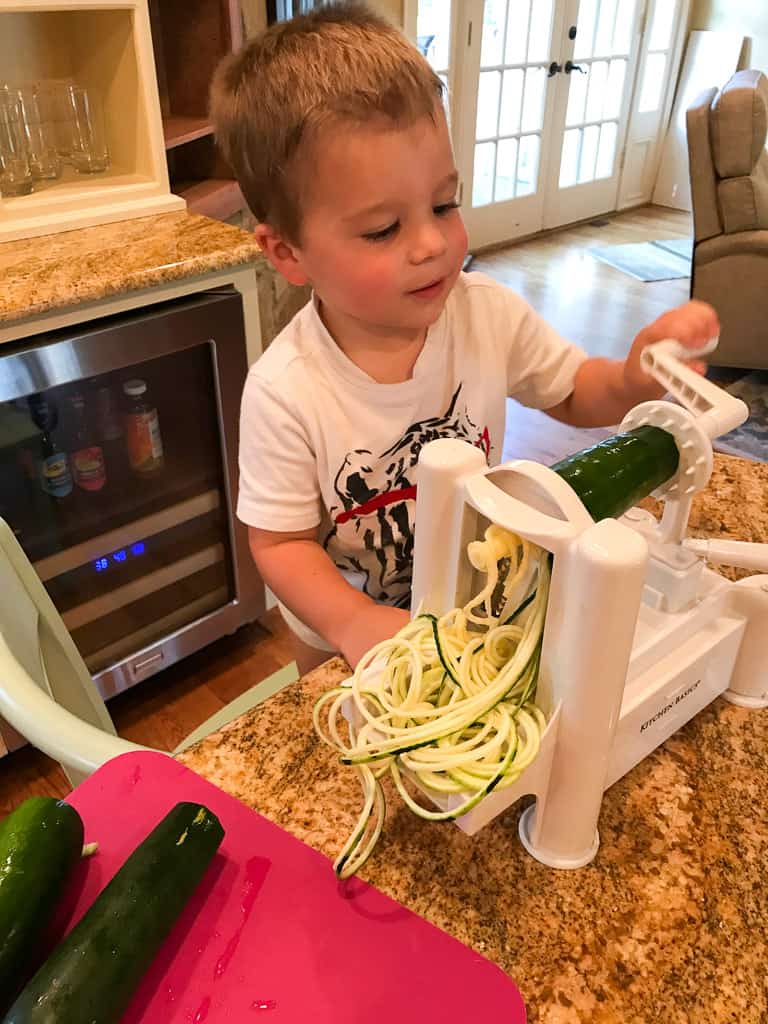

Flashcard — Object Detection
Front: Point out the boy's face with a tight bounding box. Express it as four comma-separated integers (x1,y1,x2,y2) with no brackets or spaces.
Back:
265,108,468,340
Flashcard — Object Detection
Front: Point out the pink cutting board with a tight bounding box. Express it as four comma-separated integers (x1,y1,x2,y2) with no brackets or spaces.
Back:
63,751,525,1023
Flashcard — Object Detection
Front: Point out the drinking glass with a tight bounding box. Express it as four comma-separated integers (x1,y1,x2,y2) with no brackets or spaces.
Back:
67,86,110,174
36,78,76,161
17,86,61,181
0,91,33,197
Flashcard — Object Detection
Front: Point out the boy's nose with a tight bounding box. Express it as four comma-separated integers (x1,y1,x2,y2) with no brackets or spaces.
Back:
409,222,449,264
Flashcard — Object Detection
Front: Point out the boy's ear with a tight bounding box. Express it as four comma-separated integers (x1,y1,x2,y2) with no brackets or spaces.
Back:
253,223,309,287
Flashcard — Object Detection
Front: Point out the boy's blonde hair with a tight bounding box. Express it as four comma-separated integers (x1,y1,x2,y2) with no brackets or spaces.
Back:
210,1,444,244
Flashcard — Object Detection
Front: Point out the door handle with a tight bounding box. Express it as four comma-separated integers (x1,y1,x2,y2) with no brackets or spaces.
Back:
564,60,586,74
548,61,562,77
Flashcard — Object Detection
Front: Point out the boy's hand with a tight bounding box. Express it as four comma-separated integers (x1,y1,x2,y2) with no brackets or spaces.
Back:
624,299,720,401
337,603,410,669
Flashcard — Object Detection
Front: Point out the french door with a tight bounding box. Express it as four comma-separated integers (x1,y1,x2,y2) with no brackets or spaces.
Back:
408,0,688,250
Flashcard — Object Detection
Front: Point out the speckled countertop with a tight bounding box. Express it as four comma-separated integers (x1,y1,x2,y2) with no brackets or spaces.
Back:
0,211,263,327
178,453,768,1024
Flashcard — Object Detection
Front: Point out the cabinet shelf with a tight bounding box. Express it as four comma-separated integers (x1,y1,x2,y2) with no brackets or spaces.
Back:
150,0,247,225
175,178,243,221
163,117,214,149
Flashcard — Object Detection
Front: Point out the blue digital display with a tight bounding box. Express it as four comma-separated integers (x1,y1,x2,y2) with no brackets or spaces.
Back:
94,541,147,573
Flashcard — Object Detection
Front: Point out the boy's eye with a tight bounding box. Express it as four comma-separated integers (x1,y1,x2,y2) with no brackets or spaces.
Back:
435,200,461,216
363,221,399,242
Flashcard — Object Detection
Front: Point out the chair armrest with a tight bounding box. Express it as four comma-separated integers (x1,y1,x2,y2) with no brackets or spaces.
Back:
695,230,768,265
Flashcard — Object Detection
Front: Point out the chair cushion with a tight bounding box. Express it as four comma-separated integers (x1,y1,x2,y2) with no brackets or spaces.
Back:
718,173,768,233
710,69,768,177
686,86,721,241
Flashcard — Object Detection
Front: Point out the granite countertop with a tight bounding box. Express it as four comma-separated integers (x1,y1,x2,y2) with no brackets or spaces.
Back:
178,453,768,1024
0,211,263,326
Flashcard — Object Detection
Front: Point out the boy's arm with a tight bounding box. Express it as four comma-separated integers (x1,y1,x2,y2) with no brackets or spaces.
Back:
545,300,719,428
248,526,409,668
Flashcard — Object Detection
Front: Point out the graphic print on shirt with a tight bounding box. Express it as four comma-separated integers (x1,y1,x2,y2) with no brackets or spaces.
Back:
323,384,490,604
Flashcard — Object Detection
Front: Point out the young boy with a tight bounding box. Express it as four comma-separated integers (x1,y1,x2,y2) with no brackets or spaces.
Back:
210,2,718,675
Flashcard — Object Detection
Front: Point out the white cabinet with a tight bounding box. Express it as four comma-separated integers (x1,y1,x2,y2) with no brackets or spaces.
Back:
0,1,184,241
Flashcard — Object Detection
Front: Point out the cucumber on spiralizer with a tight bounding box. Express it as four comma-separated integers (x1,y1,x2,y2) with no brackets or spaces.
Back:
3,801,225,1024
551,425,679,522
0,797,85,1009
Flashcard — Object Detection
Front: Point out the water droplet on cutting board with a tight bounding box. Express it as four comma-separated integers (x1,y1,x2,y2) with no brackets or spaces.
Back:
193,995,211,1023
251,999,277,1012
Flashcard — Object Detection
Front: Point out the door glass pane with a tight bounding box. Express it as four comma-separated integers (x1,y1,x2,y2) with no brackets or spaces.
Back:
481,0,507,67
494,137,518,201
559,128,581,187
579,123,600,181
594,0,618,56
638,52,666,112
521,66,546,132
595,120,618,178
517,134,540,195
0,344,235,675
505,0,530,65
566,65,589,125
649,0,677,51
468,0,560,212
613,0,636,53
416,0,452,73
473,141,496,206
585,60,608,121
527,0,554,62
603,58,627,119
476,70,501,139
574,0,598,60
499,68,524,135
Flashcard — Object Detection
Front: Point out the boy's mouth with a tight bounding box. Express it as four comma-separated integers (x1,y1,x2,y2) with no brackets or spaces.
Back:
408,277,445,299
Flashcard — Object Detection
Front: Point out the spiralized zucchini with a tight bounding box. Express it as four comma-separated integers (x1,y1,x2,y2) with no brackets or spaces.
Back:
313,525,550,878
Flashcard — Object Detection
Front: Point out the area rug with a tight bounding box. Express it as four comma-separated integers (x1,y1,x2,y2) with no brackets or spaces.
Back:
589,238,692,281
713,370,768,462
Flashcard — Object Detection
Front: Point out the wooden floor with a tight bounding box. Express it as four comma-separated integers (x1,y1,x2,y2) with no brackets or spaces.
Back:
473,203,691,358
476,205,694,465
0,204,692,812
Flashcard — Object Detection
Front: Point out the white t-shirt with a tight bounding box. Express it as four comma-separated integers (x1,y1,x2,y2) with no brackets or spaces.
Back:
238,271,587,611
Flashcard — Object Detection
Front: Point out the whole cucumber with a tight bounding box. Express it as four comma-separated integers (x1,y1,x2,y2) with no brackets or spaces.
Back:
3,801,225,1024
0,796,85,1009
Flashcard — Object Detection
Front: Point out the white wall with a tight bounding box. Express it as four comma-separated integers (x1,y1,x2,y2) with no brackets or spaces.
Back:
690,0,768,72
371,0,404,27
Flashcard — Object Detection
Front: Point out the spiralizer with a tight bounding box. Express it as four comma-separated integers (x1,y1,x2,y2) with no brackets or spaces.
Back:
409,340,768,869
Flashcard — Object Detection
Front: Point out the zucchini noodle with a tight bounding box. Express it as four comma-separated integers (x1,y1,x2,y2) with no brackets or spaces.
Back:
313,525,550,878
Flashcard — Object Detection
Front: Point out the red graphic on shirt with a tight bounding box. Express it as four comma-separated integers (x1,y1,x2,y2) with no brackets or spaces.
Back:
324,384,490,604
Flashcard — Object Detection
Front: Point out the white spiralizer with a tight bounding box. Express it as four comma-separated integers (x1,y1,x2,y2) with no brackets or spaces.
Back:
409,340,768,869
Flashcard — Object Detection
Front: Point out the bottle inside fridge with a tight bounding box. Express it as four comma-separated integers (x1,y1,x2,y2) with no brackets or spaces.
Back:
69,391,107,491
123,378,164,475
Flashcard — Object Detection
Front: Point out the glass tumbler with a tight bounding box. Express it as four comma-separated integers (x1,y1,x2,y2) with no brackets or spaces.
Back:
17,86,61,181
67,86,110,174
36,78,76,161
0,91,33,197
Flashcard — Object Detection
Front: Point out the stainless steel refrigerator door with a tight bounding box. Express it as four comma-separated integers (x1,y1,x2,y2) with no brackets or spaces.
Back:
0,287,264,700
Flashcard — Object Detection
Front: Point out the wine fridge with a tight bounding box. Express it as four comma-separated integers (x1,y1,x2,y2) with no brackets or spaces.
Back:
0,287,264,751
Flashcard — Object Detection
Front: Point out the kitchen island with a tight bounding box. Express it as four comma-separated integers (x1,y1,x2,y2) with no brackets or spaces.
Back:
178,452,768,1024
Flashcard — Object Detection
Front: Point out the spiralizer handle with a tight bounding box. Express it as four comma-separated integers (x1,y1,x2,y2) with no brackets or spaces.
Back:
640,338,748,440
682,539,768,572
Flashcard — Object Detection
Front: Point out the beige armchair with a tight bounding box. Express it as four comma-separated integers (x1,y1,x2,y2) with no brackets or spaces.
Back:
686,69,768,369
